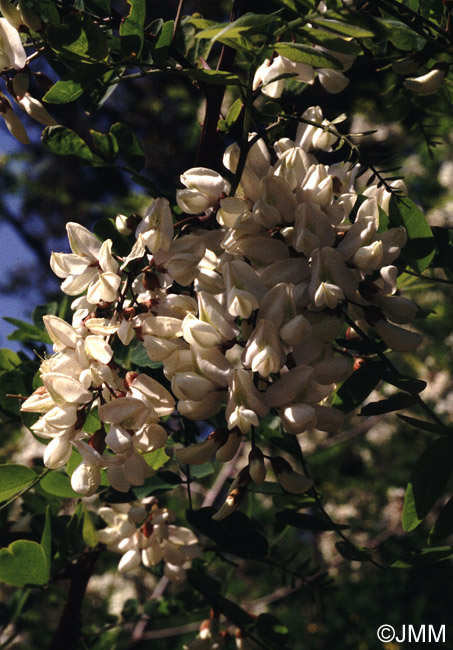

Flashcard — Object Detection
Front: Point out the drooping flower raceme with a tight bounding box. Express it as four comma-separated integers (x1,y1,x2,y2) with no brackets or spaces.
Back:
21,105,421,524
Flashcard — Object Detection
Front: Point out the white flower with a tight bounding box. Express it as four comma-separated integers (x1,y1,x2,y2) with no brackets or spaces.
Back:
50,223,121,304
177,168,229,214
0,17,26,70
403,66,447,95
135,198,174,253
0,91,28,143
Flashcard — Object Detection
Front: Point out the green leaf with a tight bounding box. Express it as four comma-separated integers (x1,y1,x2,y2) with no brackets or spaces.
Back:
331,360,386,413
66,448,83,477
335,540,373,561
389,196,435,274
93,218,134,257
0,370,28,415
218,97,242,132
5,317,51,344
391,546,453,568
120,0,146,57
110,122,145,171
43,63,109,104
359,392,417,416
0,540,49,587
90,129,119,162
132,471,182,498
30,0,60,25
40,506,52,580
274,42,342,68
151,20,174,67
84,407,101,434
184,462,215,479
0,464,36,502
42,126,97,163
130,343,162,369
32,301,58,328
397,414,450,435
196,13,279,42
402,436,453,531
0,349,21,370
378,18,425,51
40,472,79,498
429,497,453,545
187,507,268,559
143,447,169,470
311,16,375,38
47,14,109,63
275,511,348,531
182,69,242,86
247,481,284,495
296,26,361,55
82,507,98,548
382,372,427,394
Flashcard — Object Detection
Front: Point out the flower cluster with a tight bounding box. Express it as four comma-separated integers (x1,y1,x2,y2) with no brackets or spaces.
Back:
21,106,421,519
0,2,56,142
96,499,200,582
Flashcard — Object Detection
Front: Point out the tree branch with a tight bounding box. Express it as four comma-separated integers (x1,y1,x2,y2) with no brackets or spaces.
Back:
49,551,99,650
195,0,246,169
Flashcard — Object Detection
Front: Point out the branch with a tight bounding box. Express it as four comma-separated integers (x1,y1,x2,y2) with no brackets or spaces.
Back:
49,551,99,650
195,0,245,169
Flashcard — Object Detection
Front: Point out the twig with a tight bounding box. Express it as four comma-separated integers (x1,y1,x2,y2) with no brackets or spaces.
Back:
172,0,185,42
399,268,453,285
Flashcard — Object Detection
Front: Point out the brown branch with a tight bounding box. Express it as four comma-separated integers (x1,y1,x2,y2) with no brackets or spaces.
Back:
195,0,246,169
49,551,99,650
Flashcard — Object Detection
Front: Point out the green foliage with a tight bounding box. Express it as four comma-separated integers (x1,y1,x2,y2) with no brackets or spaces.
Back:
187,508,269,559
332,361,386,413
0,464,36,502
40,472,79,498
119,0,146,57
42,63,109,104
273,42,342,67
0,540,49,587
389,197,436,273
402,436,453,531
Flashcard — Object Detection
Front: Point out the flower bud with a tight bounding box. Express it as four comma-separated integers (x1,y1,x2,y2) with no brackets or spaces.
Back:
118,548,141,572
175,436,220,465
373,319,423,352
17,93,56,125
249,447,266,485
43,437,72,469
403,64,447,95
271,457,313,494
0,92,29,143
115,213,133,235
71,462,101,496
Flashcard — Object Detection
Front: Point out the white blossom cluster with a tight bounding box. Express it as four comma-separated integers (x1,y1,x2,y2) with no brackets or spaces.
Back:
95,499,200,580
21,105,421,519
0,2,56,142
